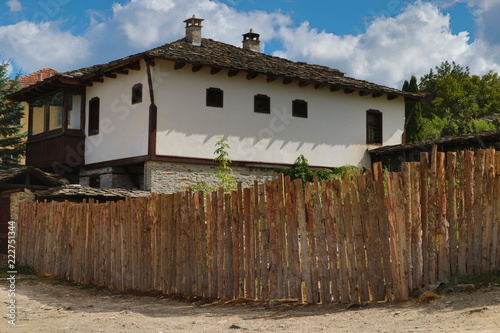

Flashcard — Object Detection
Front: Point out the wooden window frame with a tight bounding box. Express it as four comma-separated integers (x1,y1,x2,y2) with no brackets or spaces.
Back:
292,99,308,118
132,83,143,104
206,87,224,108
88,97,100,136
254,94,271,114
366,109,383,144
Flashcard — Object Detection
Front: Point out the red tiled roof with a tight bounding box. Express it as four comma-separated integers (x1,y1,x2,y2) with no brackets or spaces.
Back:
19,68,57,88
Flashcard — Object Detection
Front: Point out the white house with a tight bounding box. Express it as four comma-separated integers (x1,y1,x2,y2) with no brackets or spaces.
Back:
9,16,420,192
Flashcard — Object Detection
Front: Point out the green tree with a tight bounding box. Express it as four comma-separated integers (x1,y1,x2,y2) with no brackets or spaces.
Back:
417,61,500,139
0,61,25,169
402,75,424,143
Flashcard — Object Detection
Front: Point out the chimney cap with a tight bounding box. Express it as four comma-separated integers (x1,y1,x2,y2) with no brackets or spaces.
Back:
184,15,204,27
243,28,260,41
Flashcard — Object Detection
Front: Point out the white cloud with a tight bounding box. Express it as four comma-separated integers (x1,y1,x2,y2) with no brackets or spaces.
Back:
0,21,90,73
1,0,500,89
6,0,22,12
273,1,500,88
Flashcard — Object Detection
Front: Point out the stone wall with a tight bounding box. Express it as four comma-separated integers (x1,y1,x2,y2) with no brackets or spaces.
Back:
144,161,277,193
10,189,36,222
80,166,144,190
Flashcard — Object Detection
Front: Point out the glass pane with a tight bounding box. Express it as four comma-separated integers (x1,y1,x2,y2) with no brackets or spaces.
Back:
31,99,45,135
68,93,82,129
48,91,63,131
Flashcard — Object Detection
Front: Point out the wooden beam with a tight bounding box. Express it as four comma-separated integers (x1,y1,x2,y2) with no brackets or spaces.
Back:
192,64,203,72
115,69,129,75
228,69,239,77
104,73,117,79
387,94,399,100
372,92,384,98
283,78,293,85
128,62,141,71
330,85,342,92
314,83,326,89
174,62,186,70
266,75,278,82
344,88,355,94
359,91,371,97
92,76,104,83
298,81,310,87
246,72,258,80
211,67,222,75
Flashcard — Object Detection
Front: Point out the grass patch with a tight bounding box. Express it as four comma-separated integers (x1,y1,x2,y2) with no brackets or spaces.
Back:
0,265,38,278
436,270,500,294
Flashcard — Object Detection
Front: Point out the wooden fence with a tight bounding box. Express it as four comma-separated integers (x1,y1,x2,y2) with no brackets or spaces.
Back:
17,148,500,304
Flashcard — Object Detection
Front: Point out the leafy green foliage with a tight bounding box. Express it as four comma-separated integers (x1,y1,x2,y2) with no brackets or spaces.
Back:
402,75,425,143
413,61,500,140
276,155,363,183
192,137,237,193
0,61,25,169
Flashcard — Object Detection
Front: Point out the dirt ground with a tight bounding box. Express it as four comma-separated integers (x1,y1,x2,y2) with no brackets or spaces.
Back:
1,276,500,333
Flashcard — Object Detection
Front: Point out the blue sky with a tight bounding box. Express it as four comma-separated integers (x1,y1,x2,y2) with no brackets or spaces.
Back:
1,0,499,88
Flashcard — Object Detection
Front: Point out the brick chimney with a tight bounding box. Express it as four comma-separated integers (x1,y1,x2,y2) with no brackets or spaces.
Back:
184,15,204,46
242,29,260,52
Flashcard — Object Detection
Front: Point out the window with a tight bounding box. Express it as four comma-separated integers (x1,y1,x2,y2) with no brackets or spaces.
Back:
28,89,84,136
206,87,223,108
67,93,82,130
292,99,308,118
88,97,100,136
132,83,143,104
254,94,270,114
89,175,100,188
367,109,383,144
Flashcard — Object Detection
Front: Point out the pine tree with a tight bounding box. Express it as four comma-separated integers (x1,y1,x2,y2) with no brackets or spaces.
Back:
0,61,25,169
402,75,424,143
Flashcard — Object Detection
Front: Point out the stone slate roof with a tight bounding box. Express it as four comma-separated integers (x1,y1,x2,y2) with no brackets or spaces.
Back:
13,37,420,101
369,131,500,156
35,184,151,200
0,166,68,187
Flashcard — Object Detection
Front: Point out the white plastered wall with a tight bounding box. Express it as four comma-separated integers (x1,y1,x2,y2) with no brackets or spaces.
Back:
153,59,404,168
84,60,150,164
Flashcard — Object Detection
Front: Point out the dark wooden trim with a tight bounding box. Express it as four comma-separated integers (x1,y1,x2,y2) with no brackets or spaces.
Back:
228,69,239,77
146,59,157,156
192,64,203,72
0,184,53,191
298,81,310,87
387,94,399,100
128,61,141,71
104,73,117,79
283,78,293,85
372,92,384,98
330,85,342,92
174,62,185,70
266,75,278,82
246,72,258,80
115,69,129,75
210,67,222,75
92,76,104,83
344,88,355,94
359,91,371,97
314,83,326,89
83,155,151,170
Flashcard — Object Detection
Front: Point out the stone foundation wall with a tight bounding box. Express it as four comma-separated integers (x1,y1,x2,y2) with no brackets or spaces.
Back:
144,161,277,193
80,166,144,190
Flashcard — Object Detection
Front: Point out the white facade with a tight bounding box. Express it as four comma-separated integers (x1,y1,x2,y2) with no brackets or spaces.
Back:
83,59,405,169
153,60,404,168
84,61,150,165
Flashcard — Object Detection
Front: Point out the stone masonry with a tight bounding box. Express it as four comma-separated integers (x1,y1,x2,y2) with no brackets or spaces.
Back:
144,161,277,193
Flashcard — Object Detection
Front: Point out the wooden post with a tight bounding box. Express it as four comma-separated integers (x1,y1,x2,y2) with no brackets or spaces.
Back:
437,152,450,283
447,152,458,279
473,150,485,274
296,179,313,303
